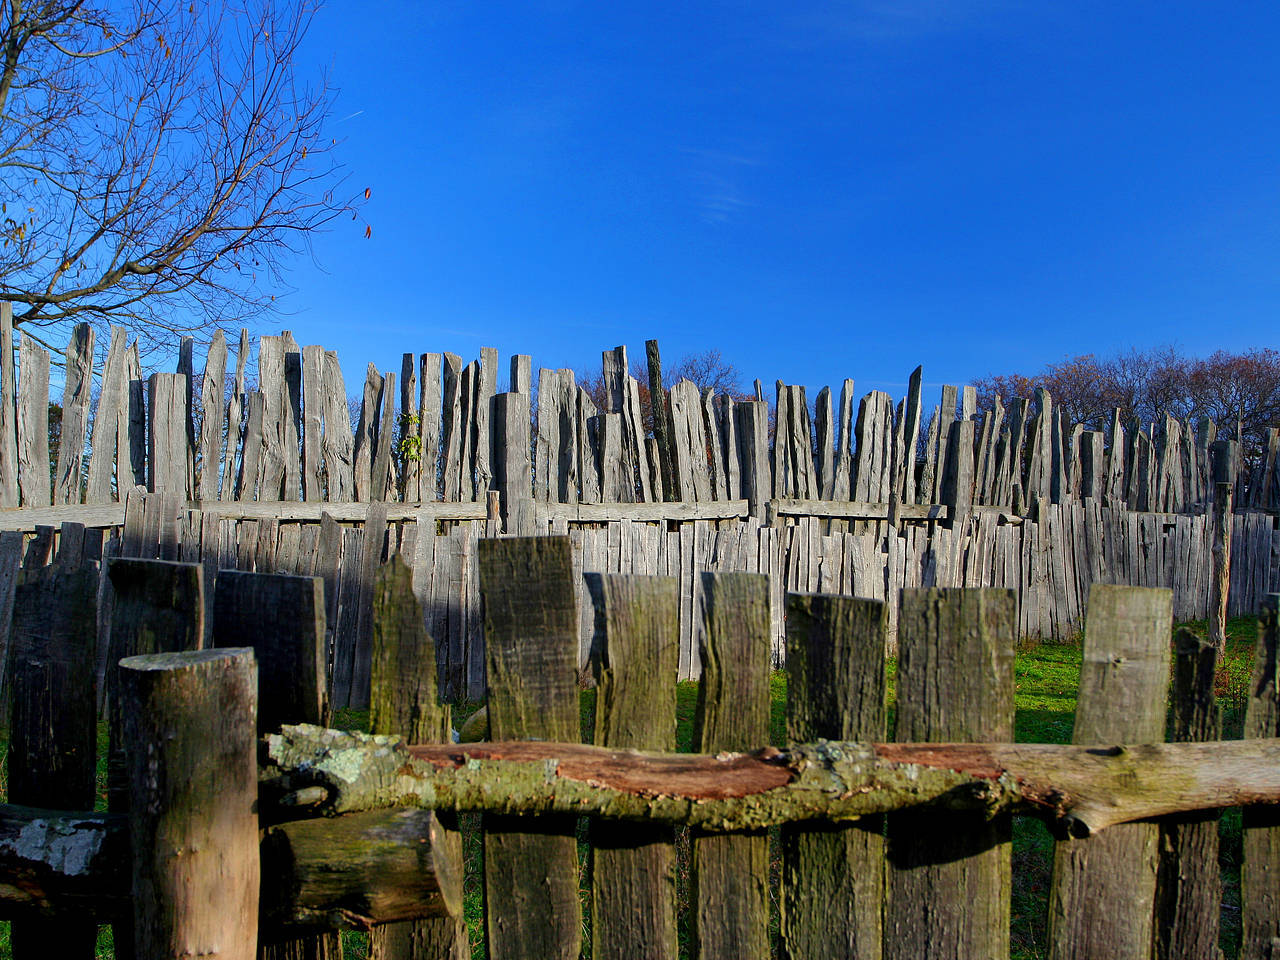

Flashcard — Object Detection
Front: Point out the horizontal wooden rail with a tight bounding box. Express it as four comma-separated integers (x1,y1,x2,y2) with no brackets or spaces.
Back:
263,725,1280,837
535,499,751,523
0,499,492,532
770,499,948,521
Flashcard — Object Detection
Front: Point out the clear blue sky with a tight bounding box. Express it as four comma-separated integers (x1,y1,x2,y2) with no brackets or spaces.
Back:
279,1,1279,401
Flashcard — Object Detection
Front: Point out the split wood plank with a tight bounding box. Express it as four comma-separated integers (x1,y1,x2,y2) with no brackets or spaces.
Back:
419,353,443,502
54,324,94,506
147,374,189,497
478,537,582,960
197,332,227,503
17,334,50,507
322,349,356,502
219,330,248,502
301,344,326,503
353,362,382,502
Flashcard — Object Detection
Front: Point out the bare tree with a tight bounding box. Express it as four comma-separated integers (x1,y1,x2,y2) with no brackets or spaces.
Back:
0,0,361,354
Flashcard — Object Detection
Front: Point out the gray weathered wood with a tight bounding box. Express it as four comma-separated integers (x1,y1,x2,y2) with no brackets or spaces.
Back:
195,332,227,502
440,353,463,502
587,573,680,960
1047,584,1173,960
301,344,325,502
219,329,249,502
782,593,886,960
646,339,677,501
353,362,382,502
372,370,397,502
17,334,50,507
147,373,190,496
321,349,355,502
886,588,1015,960
120,648,258,960
493,392,533,535
54,323,94,505
418,353,442,501
692,572,772,960
478,536,582,960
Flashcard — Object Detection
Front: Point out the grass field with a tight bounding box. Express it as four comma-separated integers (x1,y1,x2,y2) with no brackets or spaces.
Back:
0,615,1259,959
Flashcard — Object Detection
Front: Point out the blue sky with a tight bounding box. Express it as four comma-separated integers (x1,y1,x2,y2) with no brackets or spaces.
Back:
280,1,1280,399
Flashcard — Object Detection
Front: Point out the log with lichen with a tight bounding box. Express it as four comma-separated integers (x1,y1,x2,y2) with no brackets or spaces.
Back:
263,723,1280,838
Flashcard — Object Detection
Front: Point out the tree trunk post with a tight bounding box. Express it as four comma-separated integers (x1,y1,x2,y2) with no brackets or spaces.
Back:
120,647,259,960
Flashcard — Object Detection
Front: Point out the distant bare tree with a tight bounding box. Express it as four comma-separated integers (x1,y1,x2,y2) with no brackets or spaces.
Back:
0,0,363,355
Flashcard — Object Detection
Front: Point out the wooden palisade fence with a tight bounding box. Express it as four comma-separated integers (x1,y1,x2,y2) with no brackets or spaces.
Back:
1,534,1279,959
1,310,1279,700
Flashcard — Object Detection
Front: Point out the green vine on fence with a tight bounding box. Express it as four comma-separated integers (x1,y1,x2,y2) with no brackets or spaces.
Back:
397,413,422,462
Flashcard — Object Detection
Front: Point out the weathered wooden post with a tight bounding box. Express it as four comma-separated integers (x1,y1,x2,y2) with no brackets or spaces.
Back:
212,567,338,960
1047,584,1173,959
120,647,259,960
478,536,582,960
692,572,772,960
885,587,1016,960
8,565,99,959
1155,628,1221,959
104,557,205,960
369,554,466,960
1209,438,1236,654
587,573,680,960
781,593,886,960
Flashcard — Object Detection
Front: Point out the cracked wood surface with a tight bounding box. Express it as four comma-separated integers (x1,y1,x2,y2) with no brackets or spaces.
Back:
263,725,1280,836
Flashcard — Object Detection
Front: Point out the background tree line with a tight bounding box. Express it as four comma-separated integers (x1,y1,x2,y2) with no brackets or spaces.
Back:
974,346,1280,461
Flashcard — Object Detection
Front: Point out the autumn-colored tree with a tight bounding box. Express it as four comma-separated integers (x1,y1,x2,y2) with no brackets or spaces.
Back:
0,0,363,355
974,346,1280,460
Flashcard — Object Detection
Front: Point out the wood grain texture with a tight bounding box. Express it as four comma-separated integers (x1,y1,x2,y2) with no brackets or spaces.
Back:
120,648,258,960
886,588,1016,960
478,536,581,960
369,554,465,960
16,335,50,507
587,573,680,960
781,593,886,960
1047,584,1173,960
692,572,772,960
54,324,94,506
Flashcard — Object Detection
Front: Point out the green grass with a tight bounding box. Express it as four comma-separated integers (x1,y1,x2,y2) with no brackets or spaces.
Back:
0,616,1261,959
